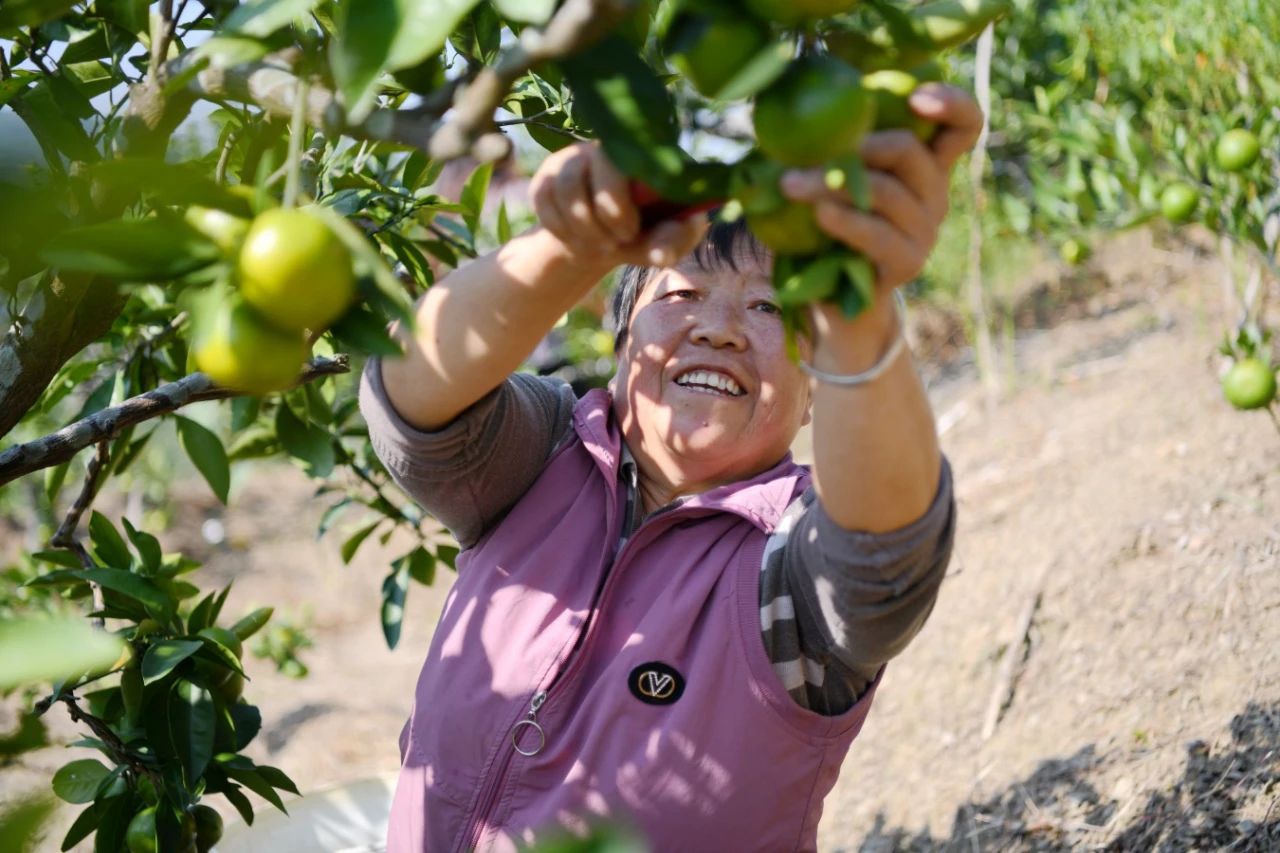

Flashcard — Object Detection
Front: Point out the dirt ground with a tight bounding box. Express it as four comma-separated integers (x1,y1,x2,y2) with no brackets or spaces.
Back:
3,230,1278,851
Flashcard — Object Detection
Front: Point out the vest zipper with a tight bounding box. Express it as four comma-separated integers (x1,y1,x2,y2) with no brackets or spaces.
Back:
461,473,690,851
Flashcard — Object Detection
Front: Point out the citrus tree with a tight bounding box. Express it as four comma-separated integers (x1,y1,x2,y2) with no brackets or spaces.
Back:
0,0,1010,848
967,0,1278,418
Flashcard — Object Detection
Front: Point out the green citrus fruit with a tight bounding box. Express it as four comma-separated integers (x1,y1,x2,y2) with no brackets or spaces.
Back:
238,208,355,334
1159,182,1199,223
745,0,860,25
1059,238,1089,266
753,55,875,167
734,159,830,256
667,14,770,98
1222,358,1276,410
196,627,246,701
192,300,310,396
1215,129,1260,172
393,54,446,95
185,206,251,255
125,807,158,853
192,805,224,852
862,69,937,141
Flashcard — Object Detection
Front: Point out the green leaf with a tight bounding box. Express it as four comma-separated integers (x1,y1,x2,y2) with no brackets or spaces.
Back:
141,639,204,685
229,702,263,751
223,0,324,37
561,36,688,198
0,619,126,691
713,40,793,102
51,759,110,804
97,0,148,33
340,521,382,565
435,543,460,570
40,218,218,281
491,0,554,24
166,680,216,786
87,511,131,570
220,760,288,813
331,0,400,123
174,415,231,504
30,549,81,569
13,81,98,161
230,607,274,641
307,204,414,326
231,396,261,433
496,199,512,244
397,546,436,586
256,764,301,796
221,784,255,826
0,71,39,109
60,801,100,851
75,568,171,619
380,563,410,649
0,0,77,28
460,161,493,234
91,159,252,211
274,403,335,478
329,303,406,357
121,517,163,575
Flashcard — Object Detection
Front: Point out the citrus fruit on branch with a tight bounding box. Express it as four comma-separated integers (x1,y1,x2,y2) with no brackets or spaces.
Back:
238,208,355,334
1159,182,1199,223
1215,129,1261,172
665,11,769,98
192,298,310,396
753,55,875,167
732,158,833,256
862,69,938,141
1222,358,1277,410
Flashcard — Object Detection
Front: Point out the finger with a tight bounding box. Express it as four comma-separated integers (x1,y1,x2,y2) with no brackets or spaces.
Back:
555,153,615,248
860,130,948,220
531,161,571,239
812,202,923,288
587,147,641,244
909,83,985,172
867,171,936,248
641,217,707,268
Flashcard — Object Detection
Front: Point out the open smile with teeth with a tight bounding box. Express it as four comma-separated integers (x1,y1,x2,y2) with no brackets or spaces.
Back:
674,369,745,397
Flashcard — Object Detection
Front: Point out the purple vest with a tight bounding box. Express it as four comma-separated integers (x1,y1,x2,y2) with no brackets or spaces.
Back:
388,390,879,852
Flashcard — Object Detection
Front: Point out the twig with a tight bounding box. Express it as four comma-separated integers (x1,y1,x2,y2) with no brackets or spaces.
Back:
48,441,111,627
59,695,161,785
425,222,477,259
0,356,350,487
214,127,239,184
981,563,1049,740
149,0,176,85
429,0,629,160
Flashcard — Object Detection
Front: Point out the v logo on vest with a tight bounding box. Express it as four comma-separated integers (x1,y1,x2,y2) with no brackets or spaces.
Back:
628,661,685,706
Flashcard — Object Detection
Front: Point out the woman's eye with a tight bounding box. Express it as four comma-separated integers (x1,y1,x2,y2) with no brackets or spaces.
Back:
753,301,781,315
669,289,698,300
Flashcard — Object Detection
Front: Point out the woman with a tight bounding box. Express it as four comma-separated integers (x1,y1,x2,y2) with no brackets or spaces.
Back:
359,84,982,852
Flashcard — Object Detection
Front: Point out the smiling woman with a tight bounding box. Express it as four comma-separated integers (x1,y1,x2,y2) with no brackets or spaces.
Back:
362,107,977,850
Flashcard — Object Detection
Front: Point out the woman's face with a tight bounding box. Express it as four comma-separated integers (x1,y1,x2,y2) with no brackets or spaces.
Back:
611,252,811,489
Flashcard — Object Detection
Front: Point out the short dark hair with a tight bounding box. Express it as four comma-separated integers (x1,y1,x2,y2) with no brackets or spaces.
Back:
608,215,769,352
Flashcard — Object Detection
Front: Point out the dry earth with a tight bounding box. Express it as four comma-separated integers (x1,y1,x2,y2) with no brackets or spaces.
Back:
3,230,1278,851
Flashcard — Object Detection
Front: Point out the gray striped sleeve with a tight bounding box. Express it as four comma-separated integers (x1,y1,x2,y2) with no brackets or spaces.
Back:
759,459,955,714
358,361,576,548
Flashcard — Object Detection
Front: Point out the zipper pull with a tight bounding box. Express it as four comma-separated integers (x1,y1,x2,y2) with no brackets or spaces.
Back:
511,690,547,756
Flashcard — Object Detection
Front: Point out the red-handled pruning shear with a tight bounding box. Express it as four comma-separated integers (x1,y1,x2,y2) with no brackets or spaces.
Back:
628,180,723,231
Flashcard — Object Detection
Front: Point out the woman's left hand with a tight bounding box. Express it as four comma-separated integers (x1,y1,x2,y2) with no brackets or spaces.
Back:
780,83,984,293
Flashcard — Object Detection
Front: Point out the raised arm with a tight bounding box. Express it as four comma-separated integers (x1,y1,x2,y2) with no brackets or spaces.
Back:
782,84,984,533
380,144,707,431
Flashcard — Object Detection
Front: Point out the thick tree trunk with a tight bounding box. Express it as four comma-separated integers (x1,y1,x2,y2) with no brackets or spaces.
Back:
0,274,128,441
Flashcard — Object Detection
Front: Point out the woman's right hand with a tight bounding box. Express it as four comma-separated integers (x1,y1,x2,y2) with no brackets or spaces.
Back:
528,142,709,270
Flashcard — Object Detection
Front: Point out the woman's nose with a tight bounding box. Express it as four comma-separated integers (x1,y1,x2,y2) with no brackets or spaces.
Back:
691,303,747,350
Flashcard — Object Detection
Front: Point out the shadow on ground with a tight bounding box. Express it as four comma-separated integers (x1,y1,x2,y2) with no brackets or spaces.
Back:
849,701,1280,852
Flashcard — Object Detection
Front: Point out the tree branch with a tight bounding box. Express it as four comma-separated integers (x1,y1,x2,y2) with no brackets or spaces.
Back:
162,0,630,162
49,441,110,628
0,356,350,487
